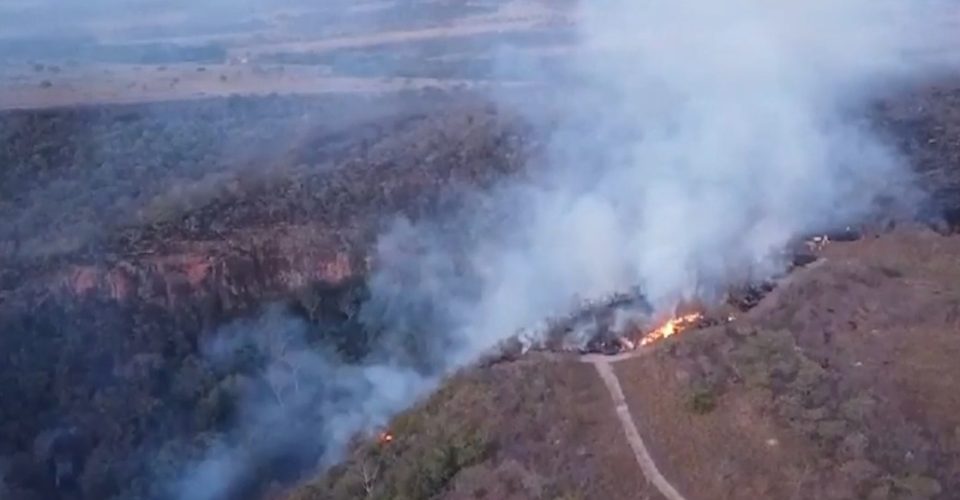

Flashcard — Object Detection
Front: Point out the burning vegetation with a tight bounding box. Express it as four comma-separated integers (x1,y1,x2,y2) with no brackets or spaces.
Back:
520,244,836,358
377,431,394,445
0,1,956,496
637,311,706,347
519,301,717,356
524,280,782,357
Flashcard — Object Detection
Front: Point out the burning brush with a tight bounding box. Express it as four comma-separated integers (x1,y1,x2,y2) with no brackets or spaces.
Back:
576,302,721,354
637,311,706,347
579,310,713,354
518,290,739,356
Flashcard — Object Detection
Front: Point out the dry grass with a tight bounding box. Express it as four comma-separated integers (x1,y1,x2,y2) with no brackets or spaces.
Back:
288,228,960,500
287,356,661,500
614,329,820,500
614,227,960,500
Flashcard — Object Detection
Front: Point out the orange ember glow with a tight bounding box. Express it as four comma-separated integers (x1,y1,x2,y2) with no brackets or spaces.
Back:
639,312,704,347
378,432,394,445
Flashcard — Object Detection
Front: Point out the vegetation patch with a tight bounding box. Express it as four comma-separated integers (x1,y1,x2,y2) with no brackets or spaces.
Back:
289,375,496,500
287,358,654,500
686,384,717,415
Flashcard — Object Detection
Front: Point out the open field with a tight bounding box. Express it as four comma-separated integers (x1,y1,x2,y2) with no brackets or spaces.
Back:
0,0,569,110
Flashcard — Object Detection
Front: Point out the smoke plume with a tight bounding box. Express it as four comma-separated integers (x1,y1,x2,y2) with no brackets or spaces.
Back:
166,0,960,497
369,0,958,356
166,308,433,500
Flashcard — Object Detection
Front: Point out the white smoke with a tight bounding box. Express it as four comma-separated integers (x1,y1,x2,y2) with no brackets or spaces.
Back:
171,308,433,500
370,0,958,360
166,1,960,497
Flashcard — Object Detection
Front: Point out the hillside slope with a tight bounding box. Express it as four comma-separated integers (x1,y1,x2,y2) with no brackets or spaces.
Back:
4,78,960,500
288,227,960,500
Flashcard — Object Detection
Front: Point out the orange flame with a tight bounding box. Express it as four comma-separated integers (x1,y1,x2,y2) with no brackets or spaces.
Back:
639,312,704,347
378,431,394,445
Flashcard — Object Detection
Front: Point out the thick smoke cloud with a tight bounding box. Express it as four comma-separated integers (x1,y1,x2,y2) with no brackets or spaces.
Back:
374,0,959,356
166,0,960,498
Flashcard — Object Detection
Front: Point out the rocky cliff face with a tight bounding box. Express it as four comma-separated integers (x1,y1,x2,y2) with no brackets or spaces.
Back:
0,91,531,500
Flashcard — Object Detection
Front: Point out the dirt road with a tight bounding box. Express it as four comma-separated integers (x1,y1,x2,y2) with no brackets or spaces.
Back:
589,356,688,500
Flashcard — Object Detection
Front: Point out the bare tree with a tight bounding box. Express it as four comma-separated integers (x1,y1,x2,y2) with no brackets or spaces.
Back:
360,457,381,497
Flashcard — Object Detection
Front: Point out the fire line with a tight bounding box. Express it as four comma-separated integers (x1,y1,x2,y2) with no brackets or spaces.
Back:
638,312,704,347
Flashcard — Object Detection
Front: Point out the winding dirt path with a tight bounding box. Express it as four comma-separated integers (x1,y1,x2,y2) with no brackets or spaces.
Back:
578,260,830,500
587,356,688,500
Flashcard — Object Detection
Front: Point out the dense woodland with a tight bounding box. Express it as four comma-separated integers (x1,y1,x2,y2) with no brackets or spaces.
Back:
0,92,529,499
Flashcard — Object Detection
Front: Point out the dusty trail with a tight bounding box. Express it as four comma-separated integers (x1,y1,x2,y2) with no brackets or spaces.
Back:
588,356,688,500
577,258,831,500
